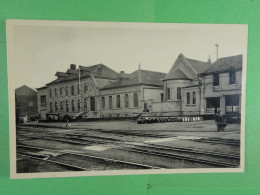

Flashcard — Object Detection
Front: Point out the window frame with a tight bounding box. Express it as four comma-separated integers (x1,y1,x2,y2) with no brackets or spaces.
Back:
213,73,219,86
187,92,190,105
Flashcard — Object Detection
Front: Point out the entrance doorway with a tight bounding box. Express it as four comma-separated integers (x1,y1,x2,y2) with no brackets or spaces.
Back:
206,97,220,114
90,97,95,111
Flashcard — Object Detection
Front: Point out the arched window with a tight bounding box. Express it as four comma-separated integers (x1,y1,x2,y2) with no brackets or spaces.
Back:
177,87,181,100
71,85,74,96
193,92,196,104
187,92,190,104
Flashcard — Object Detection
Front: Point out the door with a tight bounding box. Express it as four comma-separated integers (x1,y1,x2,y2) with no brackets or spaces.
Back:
90,97,95,111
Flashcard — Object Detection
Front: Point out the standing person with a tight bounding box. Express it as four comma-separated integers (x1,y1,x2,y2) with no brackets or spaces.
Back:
65,115,70,127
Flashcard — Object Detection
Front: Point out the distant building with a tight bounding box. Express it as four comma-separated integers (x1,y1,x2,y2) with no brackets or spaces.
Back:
36,54,243,120
15,85,38,122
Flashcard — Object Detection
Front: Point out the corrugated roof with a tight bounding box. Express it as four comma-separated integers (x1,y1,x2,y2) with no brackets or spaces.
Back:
101,69,166,90
202,55,242,75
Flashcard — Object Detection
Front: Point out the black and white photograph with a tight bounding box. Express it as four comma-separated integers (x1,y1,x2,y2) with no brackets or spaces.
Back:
7,20,247,179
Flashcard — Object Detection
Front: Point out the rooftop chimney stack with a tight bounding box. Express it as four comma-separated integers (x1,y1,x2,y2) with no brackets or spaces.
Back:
70,64,76,70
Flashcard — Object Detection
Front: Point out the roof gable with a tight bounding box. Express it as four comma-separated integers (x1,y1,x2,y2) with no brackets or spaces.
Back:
15,85,37,96
165,53,206,80
166,69,191,80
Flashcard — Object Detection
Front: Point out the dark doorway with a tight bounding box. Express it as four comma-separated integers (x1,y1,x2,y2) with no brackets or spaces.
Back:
206,97,220,113
90,97,95,111
143,102,149,112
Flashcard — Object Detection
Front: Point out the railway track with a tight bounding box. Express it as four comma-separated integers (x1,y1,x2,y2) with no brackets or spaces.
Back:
17,132,240,168
17,144,161,170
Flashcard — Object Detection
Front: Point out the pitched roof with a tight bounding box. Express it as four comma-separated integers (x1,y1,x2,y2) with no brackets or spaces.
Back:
186,58,211,74
15,85,37,96
101,69,166,90
165,69,191,80
164,53,210,80
46,64,120,85
202,55,242,75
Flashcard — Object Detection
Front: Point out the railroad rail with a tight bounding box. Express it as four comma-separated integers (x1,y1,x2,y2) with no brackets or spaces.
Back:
17,144,161,170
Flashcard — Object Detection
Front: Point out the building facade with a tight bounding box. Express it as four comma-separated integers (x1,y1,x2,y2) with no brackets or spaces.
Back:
15,85,38,122
37,54,243,120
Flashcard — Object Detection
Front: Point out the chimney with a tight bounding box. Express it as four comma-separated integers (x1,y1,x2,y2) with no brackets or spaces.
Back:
70,64,76,70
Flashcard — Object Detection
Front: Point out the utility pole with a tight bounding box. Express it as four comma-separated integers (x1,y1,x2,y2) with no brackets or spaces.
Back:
215,43,219,60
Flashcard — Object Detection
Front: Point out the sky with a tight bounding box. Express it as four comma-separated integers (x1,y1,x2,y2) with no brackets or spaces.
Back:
8,20,248,89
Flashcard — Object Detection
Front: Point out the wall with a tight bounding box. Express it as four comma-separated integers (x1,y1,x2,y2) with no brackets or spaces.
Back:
37,88,48,120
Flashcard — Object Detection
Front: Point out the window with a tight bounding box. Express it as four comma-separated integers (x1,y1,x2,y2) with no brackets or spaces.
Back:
160,93,164,102
167,88,171,100
116,95,120,108
187,92,190,104
213,73,219,86
229,71,236,84
192,92,196,104
109,96,112,109
66,101,69,112
124,94,129,108
71,100,75,111
54,88,57,97
84,98,87,111
71,85,74,96
133,93,138,107
49,89,52,98
55,102,58,112
65,86,68,96
101,97,105,110
84,83,88,93
60,101,63,111
177,87,181,100
50,102,53,113
40,95,46,107
77,99,80,111
60,87,63,96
